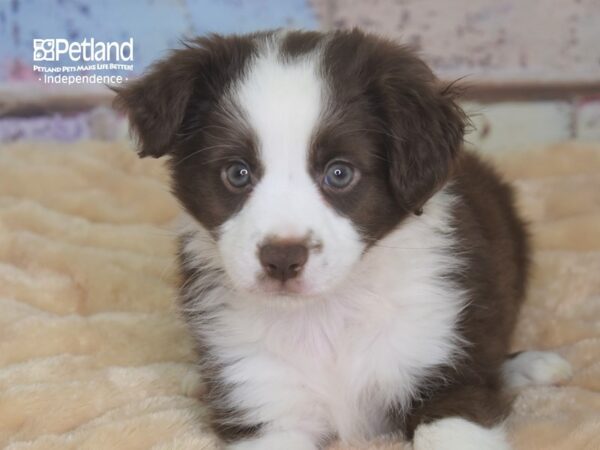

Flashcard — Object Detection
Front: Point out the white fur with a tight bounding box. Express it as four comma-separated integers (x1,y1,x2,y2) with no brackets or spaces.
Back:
179,38,471,449
413,417,510,450
502,351,572,388
181,189,466,448
227,431,318,450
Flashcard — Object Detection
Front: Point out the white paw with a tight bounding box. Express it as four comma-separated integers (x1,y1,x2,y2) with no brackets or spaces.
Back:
226,431,317,450
413,417,510,450
503,351,573,389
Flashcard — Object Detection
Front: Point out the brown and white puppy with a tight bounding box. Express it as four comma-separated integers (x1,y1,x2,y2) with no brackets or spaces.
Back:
115,29,571,450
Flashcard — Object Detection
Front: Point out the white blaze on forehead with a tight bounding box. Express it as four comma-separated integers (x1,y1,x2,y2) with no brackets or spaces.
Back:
234,41,324,177
217,38,365,294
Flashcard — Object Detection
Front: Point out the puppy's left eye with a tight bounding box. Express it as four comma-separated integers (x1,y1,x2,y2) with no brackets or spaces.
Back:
223,161,252,191
324,162,356,190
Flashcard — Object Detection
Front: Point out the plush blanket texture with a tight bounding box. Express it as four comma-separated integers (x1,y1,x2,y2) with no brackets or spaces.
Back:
0,141,598,449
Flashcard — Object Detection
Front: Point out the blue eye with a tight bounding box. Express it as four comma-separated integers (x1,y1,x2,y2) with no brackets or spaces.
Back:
224,161,252,190
324,162,355,190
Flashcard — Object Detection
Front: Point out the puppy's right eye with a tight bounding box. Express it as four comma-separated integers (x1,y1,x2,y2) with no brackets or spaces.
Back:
223,161,252,191
323,161,357,191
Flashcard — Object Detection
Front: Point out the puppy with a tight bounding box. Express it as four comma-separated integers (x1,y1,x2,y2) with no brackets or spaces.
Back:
115,29,570,450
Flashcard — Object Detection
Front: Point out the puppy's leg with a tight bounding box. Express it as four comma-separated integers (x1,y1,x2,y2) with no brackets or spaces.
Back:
502,351,572,389
210,369,327,450
216,401,325,450
401,384,512,450
227,430,318,450
413,417,509,450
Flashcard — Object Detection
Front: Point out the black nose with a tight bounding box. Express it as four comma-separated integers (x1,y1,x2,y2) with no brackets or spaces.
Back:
259,242,309,282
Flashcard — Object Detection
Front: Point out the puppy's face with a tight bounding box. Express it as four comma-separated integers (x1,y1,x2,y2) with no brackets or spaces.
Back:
115,30,465,298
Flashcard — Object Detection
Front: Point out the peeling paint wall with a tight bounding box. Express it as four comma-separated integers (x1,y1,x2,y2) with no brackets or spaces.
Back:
308,0,600,150
1,0,599,148
0,0,318,81
311,0,600,84
3,0,599,83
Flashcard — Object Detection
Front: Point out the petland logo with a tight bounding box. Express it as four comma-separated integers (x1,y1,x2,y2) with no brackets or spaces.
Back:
32,38,134,85
33,38,133,62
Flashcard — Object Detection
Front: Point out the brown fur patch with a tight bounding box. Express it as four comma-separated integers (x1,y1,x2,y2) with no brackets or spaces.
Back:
116,29,529,444
308,29,467,243
396,152,530,437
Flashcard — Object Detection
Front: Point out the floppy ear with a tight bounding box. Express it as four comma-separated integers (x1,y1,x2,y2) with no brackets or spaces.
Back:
112,34,256,158
112,51,197,158
373,45,467,213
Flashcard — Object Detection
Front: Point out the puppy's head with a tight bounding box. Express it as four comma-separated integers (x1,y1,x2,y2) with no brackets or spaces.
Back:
115,30,465,298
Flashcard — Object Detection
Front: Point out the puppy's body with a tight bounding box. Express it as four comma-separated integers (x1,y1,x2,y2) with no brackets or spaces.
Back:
177,153,526,448
179,185,464,444
116,29,540,449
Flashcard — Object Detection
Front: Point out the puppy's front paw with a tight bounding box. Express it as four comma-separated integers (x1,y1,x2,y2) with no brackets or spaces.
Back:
413,417,510,450
226,431,318,450
503,351,573,388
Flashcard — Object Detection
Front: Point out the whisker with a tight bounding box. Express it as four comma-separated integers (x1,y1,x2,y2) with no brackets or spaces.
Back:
172,144,239,167
369,244,445,250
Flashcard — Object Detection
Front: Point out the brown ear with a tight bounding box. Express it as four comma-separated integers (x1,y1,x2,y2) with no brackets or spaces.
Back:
386,80,466,212
360,34,467,212
112,51,197,158
112,34,257,158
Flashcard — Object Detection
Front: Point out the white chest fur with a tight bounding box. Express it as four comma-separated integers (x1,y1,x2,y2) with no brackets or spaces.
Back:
182,190,466,444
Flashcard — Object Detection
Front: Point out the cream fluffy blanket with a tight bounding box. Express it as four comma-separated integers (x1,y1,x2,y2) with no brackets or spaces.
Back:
0,141,598,450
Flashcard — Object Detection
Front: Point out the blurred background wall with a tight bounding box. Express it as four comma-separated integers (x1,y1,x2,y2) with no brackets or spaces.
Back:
1,0,599,150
